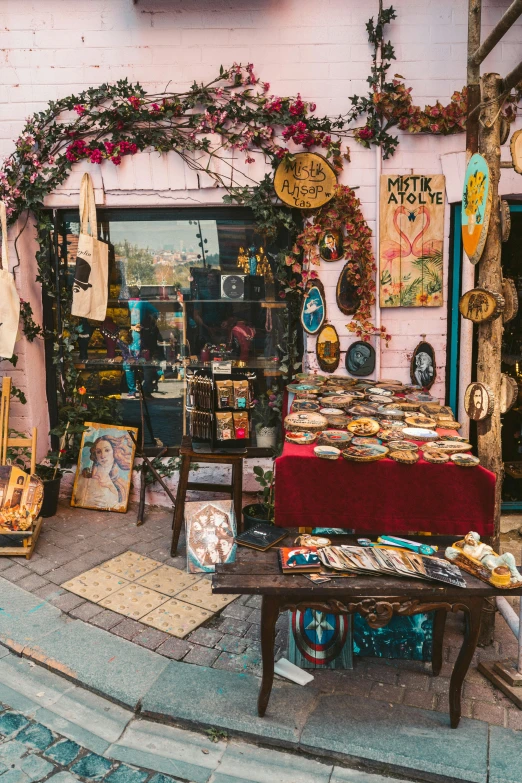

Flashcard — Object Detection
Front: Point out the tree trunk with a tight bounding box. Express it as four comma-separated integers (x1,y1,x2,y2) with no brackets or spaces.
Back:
476,72,503,646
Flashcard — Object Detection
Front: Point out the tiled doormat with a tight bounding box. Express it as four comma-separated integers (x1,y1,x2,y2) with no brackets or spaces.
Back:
61,551,237,638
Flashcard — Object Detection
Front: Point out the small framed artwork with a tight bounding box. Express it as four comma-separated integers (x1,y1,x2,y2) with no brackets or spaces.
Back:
410,341,436,390
71,422,138,513
319,230,344,262
185,500,237,573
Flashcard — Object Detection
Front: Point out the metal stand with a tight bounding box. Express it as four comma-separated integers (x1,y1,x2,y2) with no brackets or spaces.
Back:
128,430,176,527
478,597,522,708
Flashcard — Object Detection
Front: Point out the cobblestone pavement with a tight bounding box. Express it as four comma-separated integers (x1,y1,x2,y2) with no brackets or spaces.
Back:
1,501,522,731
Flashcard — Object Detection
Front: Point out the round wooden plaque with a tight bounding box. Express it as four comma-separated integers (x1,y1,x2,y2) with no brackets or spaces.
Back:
387,440,417,451
434,440,472,454
347,418,381,437
389,450,419,465
316,323,341,373
462,153,491,265
336,261,361,312
502,278,519,324
314,445,341,460
423,449,450,464
285,431,317,445
464,382,494,421
342,443,389,462
510,129,522,176
405,415,437,429
274,152,337,209
451,453,480,468
379,429,405,442
459,288,505,323
500,374,518,414
284,412,328,433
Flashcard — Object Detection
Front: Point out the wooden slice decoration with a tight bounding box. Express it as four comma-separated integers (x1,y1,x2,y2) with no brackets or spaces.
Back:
348,403,379,417
423,449,449,464
451,453,480,468
402,427,439,442
301,280,326,335
336,261,361,313
284,412,328,433
291,400,321,413
405,414,437,429
316,430,352,447
459,288,505,323
462,153,491,265
389,450,419,465
314,445,341,460
410,341,437,390
387,440,417,451
510,129,522,175
500,116,510,145
377,405,404,418
285,431,317,445
436,418,462,430
398,401,421,412
316,323,340,373
351,436,381,446
418,402,441,416
321,394,353,407
347,418,380,437
342,443,389,462
464,382,495,421
379,419,405,430
500,374,518,414
502,278,519,324
346,341,376,377
274,152,337,209
500,199,511,243
319,230,345,262
433,440,472,454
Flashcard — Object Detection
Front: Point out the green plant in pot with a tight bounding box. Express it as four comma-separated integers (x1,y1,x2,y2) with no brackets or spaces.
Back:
243,465,275,529
252,389,282,449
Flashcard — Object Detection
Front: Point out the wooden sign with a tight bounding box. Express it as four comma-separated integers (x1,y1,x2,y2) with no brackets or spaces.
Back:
502,278,519,324
510,129,522,175
462,154,491,264
301,280,326,335
379,174,445,308
316,323,340,373
274,153,337,209
500,374,518,414
464,382,494,421
410,341,436,389
459,288,505,323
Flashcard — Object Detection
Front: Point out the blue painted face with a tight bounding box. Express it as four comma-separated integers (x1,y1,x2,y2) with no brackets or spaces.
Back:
302,286,325,334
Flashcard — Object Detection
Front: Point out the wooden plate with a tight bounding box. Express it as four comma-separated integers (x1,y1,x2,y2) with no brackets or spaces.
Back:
314,445,341,460
389,450,419,464
405,415,437,429
342,444,389,462
423,449,450,464
316,430,353,447
347,418,381,436
387,440,417,451
451,453,480,467
284,412,328,433
432,440,472,454
285,431,317,445
402,427,439,441
459,288,505,323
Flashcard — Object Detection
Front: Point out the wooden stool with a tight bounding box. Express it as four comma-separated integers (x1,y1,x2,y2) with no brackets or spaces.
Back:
171,436,245,556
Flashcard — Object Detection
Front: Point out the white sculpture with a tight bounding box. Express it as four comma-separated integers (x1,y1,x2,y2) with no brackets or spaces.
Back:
446,532,522,584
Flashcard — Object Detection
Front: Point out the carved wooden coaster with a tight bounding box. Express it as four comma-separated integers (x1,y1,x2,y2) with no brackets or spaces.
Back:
459,288,505,323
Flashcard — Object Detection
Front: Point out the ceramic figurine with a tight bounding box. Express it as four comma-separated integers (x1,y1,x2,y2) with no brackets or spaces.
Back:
446,532,522,585
248,245,258,276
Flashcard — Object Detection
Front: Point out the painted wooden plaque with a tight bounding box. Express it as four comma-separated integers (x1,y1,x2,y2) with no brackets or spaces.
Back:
410,341,436,390
301,280,326,335
319,230,344,262
510,129,522,175
346,341,375,377
459,288,505,323
462,154,491,265
274,152,337,210
379,174,445,308
500,374,518,414
502,278,519,324
336,262,361,315
316,323,340,373
464,382,494,421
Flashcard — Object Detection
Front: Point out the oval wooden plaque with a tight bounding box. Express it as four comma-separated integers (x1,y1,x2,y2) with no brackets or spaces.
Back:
459,287,505,323
410,341,436,390
464,382,494,421
316,323,340,373
274,152,337,210
510,129,522,175
500,199,511,243
462,153,491,265
345,341,376,377
502,278,519,324
336,262,361,314
319,230,344,262
301,280,326,335
500,374,518,414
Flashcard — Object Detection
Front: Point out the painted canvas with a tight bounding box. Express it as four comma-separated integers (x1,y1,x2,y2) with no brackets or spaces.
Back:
289,609,353,669
0,466,44,533
354,612,433,661
185,499,237,574
379,175,445,307
71,423,137,513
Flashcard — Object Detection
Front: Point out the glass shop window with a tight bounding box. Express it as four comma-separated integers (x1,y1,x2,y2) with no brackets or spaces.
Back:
52,208,288,451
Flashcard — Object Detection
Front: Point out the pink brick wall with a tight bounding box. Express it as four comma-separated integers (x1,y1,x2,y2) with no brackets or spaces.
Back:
0,0,520,487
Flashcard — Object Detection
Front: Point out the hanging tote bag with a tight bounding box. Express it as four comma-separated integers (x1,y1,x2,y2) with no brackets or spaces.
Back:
71,173,108,322
0,202,21,359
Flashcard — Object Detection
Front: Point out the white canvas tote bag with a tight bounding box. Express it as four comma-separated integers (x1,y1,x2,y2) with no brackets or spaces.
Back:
0,202,21,359
71,173,108,321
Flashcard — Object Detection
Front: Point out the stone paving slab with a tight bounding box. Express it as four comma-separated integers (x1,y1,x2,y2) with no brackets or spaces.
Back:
18,619,169,710
140,660,318,745
0,577,69,654
330,770,413,783
488,725,522,783
300,694,488,783
211,739,332,783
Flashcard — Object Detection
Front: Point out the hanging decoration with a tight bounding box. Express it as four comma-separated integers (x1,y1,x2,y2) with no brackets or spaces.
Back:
301,280,326,335
461,154,491,265
319,229,344,262
379,174,444,308
410,341,436,390
502,279,519,324
345,341,376,377
464,382,495,421
458,288,505,324
500,374,518,414
510,129,522,175
316,323,341,373
273,152,338,209
336,261,362,316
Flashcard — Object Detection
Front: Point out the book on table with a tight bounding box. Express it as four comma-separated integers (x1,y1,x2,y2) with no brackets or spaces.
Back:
278,546,321,574
235,523,287,551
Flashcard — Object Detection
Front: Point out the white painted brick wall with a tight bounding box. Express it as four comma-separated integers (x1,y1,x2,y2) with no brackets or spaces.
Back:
0,0,520,502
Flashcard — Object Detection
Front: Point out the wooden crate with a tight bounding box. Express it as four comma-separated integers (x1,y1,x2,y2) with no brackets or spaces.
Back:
0,517,43,560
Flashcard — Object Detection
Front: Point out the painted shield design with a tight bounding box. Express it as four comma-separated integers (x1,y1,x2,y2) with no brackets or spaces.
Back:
292,608,348,665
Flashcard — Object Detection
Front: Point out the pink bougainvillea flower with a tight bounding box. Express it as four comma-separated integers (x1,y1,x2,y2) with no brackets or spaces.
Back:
73,105,86,115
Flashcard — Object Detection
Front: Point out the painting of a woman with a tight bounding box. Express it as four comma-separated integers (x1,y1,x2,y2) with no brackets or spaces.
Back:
72,424,138,512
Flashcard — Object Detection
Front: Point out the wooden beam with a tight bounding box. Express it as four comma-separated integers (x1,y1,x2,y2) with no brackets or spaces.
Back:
470,0,522,66
502,59,522,94
466,0,482,153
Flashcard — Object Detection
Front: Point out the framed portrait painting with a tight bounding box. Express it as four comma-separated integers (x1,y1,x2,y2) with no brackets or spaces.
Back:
71,422,138,513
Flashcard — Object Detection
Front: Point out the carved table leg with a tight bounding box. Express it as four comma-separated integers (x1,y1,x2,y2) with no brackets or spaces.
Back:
257,595,281,717
449,598,484,729
432,609,447,676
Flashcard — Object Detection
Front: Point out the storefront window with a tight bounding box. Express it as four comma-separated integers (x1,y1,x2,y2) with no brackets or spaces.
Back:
52,208,288,451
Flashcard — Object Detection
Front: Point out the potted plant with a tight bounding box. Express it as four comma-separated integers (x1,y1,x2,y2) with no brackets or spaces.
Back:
252,389,282,449
35,424,71,518
243,465,275,528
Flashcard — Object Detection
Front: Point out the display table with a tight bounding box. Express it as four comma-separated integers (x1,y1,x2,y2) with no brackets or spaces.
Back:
274,439,495,536
213,531,521,728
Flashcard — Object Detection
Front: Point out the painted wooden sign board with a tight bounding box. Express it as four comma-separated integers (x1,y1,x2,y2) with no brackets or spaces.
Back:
274,152,337,210
379,174,445,308
461,153,491,265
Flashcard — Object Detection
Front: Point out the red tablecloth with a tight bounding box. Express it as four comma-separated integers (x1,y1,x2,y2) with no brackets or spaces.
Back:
274,440,495,536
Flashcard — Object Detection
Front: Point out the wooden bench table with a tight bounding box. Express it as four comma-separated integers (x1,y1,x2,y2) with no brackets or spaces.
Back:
213,531,522,729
